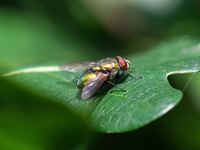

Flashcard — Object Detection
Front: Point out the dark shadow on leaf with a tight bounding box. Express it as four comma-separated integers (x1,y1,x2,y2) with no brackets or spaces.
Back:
90,74,129,104
98,74,129,97
57,74,130,117
79,74,130,117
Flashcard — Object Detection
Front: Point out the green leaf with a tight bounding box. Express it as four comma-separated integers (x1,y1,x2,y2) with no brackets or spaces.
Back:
2,36,200,133
0,78,89,150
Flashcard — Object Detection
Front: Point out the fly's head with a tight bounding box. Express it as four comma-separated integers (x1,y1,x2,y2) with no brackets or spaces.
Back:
115,56,131,71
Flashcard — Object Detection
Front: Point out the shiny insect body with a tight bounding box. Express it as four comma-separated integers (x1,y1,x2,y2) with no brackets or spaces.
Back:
59,56,143,101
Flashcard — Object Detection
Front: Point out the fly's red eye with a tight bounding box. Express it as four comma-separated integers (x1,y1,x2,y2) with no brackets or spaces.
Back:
115,56,129,70
118,58,127,70
117,58,127,70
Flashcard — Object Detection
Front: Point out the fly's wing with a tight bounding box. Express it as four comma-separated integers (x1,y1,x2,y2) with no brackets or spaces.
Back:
59,62,96,72
81,72,108,100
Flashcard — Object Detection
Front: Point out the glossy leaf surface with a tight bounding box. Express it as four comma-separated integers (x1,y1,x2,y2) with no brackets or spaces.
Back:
2,36,200,132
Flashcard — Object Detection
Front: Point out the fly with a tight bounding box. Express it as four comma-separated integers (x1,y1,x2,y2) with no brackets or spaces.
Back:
59,56,143,104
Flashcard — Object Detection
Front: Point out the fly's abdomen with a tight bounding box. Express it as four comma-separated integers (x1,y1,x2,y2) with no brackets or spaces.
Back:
77,69,97,89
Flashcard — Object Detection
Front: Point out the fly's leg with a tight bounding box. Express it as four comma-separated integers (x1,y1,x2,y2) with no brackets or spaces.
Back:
127,70,137,73
116,70,143,79
115,71,125,79
124,71,143,79
116,71,143,79
88,95,96,106
106,80,127,92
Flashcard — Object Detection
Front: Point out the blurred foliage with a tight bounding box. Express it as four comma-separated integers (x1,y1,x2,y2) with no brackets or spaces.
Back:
0,77,90,150
1,0,200,149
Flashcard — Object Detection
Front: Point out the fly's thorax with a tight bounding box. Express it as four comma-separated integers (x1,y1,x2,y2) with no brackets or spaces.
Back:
91,64,101,72
99,58,120,72
76,69,98,89
111,59,120,78
98,58,120,81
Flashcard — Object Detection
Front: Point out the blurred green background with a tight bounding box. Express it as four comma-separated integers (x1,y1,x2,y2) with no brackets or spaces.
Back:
1,0,200,149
